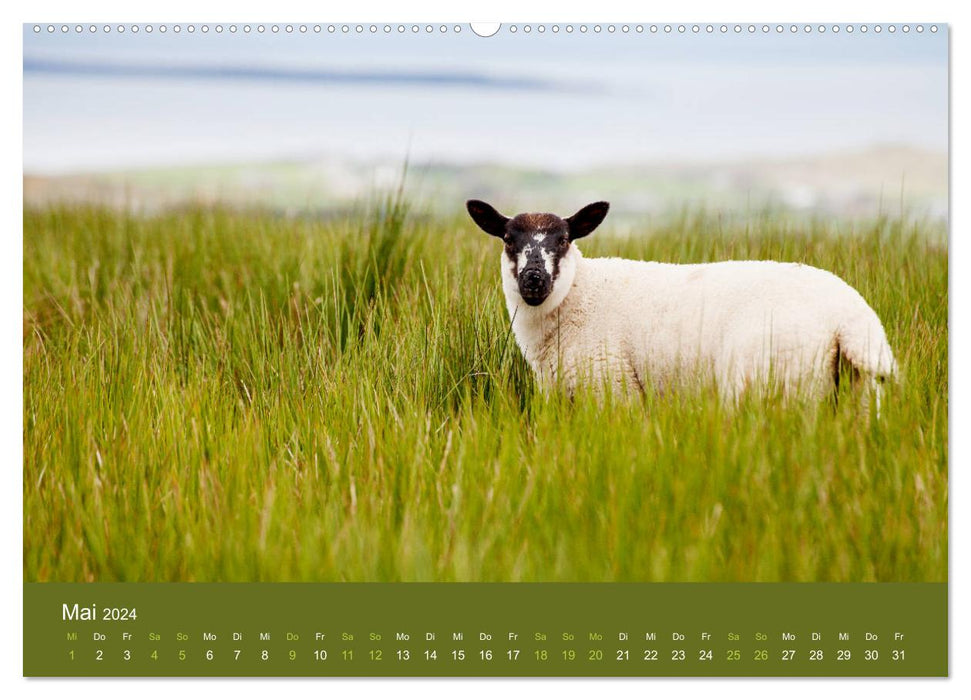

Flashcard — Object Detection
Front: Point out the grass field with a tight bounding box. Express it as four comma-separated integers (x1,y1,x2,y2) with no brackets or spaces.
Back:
23,200,948,582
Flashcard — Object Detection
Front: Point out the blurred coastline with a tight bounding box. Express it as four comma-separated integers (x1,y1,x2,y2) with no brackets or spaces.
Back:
23,144,947,223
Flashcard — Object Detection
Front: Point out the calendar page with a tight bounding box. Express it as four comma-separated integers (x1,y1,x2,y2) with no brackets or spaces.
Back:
21,19,948,678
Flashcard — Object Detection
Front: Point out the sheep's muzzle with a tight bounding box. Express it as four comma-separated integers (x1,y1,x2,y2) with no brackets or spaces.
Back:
519,268,551,306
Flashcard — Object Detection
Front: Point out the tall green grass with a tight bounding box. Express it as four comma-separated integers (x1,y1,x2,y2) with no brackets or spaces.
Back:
23,202,947,582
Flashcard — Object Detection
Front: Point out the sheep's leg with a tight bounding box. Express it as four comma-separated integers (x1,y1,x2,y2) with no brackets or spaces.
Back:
836,360,887,421
627,357,647,395
830,339,842,409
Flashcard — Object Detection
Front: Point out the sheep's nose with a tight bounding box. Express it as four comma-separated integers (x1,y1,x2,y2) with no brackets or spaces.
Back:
521,268,544,290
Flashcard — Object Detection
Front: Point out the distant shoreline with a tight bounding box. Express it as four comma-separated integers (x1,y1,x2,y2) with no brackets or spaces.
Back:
22,145,948,222
24,57,564,91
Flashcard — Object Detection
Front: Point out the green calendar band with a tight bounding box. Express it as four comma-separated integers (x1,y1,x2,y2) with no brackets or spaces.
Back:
24,582,947,677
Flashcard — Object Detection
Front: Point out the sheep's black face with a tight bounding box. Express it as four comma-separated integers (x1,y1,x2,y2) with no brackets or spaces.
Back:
504,213,569,306
466,200,610,307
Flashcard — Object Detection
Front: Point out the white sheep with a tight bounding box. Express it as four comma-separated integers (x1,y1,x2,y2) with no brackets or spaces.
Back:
466,199,897,403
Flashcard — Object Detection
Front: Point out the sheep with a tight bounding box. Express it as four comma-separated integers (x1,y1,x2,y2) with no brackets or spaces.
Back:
466,199,897,405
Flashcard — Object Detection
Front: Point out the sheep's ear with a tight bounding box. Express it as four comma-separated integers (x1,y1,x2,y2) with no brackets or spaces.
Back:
466,200,510,238
566,201,610,240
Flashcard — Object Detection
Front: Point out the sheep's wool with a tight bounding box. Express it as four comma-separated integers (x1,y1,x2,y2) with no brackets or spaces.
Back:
501,246,897,399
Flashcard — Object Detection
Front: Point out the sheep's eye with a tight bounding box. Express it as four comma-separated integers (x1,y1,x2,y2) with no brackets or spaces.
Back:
558,237,570,249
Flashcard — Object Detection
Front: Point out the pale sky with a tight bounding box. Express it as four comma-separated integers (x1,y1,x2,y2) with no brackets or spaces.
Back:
23,24,948,173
